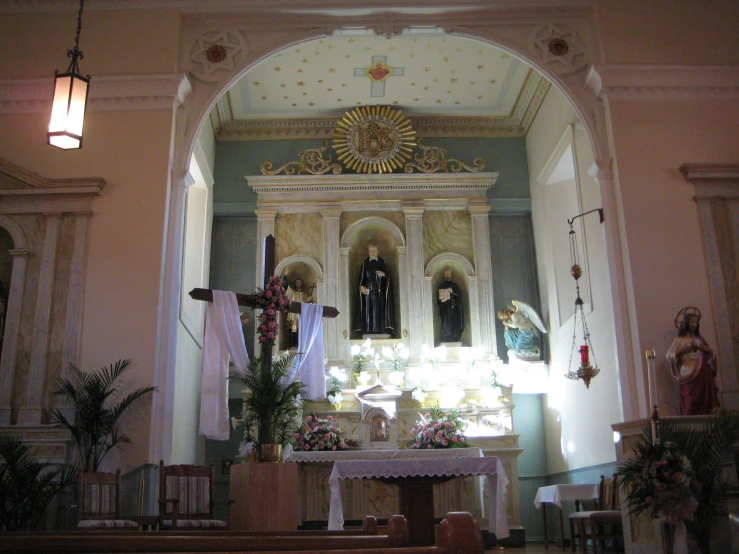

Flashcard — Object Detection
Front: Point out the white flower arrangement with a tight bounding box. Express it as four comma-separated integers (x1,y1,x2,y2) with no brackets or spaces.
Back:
387,371,404,386
282,443,294,461
357,371,372,385
327,393,342,408
328,366,348,384
238,440,255,458
411,386,427,404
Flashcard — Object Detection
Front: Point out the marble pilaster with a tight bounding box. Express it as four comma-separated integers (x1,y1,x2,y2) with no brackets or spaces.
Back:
254,209,277,357
0,249,29,424
62,214,92,379
469,205,497,356
339,247,351,364
321,208,342,364
403,207,425,358
20,215,61,424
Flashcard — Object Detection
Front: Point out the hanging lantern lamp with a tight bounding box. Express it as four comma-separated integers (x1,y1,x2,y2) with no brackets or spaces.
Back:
48,0,90,150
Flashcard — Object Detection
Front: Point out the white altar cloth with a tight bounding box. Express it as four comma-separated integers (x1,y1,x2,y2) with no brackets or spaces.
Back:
289,447,483,463
533,483,599,509
327,455,509,539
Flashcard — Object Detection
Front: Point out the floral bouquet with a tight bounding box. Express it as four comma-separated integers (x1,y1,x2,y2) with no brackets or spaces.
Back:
295,411,356,451
408,406,470,449
255,275,292,348
326,367,347,409
616,438,699,525
351,338,376,376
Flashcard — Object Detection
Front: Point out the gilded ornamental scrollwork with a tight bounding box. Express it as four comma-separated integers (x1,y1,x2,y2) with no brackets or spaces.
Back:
261,108,487,176
404,139,486,173
259,141,342,176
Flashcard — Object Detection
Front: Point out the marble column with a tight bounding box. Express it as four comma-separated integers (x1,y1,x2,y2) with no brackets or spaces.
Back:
20,215,61,424
469,205,497,356
403,207,425,358
321,208,342,365
0,249,29,424
254,209,277,357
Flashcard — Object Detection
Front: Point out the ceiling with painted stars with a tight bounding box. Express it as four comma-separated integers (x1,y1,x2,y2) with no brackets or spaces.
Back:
211,30,550,140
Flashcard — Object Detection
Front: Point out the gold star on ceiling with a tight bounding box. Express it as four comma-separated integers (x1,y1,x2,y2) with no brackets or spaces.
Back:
327,45,334,49
393,100,399,104
327,88,333,92
294,49,301,53
411,38,418,43
308,102,315,106
470,81,476,85
444,57,450,62
423,67,430,72
297,69,303,73
413,97,419,101
329,68,336,73
261,95,267,100
292,103,297,106
409,53,415,58
301,58,308,63
436,99,442,103
364,46,371,51
318,79,323,83
450,78,458,83
280,84,286,88
501,53,510,59
477,64,484,70
274,67,281,71
297,81,305,86
283,95,288,99
337,98,342,102
345,54,351,58
253,81,260,86
348,38,356,43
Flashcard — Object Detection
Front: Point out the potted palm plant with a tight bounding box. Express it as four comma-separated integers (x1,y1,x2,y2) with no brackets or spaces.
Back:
231,353,305,463
0,434,75,531
50,359,156,472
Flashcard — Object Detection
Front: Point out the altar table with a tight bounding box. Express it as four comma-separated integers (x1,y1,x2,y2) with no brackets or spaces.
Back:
534,484,599,550
326,455,509,546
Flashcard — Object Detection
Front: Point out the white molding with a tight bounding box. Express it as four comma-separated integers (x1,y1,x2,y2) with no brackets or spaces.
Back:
588,65,739,100
340,216,406,248
425,252,475,278
0,74,190,114
0,0,595,15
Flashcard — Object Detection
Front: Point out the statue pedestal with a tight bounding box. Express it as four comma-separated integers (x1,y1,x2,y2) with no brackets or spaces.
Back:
230,462,299,531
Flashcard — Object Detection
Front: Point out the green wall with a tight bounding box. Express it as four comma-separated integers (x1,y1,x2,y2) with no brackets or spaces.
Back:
213,137,531,210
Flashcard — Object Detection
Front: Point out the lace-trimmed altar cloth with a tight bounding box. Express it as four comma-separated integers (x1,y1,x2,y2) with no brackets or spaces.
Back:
289,446,483,463
327,455,509,538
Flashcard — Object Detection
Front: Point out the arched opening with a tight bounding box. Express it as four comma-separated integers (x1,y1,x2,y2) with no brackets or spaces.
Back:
170,24,621,536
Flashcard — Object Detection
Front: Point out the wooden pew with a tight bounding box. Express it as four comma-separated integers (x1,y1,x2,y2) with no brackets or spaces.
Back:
0,512,482,554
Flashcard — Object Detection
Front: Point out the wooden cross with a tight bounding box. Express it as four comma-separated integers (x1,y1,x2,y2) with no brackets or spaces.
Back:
189,234,339,361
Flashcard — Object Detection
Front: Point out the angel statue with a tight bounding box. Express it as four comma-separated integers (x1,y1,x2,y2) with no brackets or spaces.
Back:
496,300,547,359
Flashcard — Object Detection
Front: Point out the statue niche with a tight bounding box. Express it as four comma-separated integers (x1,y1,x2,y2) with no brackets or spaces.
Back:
428,257,472,347
277,260,317,351
346,221,402,340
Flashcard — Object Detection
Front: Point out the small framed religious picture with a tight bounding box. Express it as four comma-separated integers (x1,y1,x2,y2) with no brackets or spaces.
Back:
371,414,389,442
221,458,234,475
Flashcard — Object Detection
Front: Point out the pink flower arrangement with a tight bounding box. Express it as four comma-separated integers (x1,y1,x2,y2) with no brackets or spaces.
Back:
254,275,292,349
617,439,699,525
408,407,470,449
295,411,356,451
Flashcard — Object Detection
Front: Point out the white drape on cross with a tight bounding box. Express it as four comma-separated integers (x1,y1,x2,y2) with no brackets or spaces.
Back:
200,290,249,440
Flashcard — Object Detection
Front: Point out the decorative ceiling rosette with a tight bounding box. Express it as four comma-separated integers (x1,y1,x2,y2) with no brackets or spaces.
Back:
188,28,247,82
332,106,416,174
528,23,588,75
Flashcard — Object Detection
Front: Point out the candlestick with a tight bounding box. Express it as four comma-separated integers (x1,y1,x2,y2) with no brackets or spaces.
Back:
646,348,657,412
579,345,589,365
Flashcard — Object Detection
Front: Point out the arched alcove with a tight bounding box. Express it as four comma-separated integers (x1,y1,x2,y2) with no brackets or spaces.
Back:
341,217,405,339
274,255,323,350
425,253,475,347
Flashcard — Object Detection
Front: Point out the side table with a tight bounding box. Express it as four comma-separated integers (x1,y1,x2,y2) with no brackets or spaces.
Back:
534,484,598,550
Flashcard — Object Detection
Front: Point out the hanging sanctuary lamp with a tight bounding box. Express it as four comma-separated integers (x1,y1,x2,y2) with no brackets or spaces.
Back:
48,0,91,149
564,208,604,388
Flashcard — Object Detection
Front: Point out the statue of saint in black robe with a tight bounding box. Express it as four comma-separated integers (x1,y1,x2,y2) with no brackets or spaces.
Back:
438,270,464,343
354,247,395,337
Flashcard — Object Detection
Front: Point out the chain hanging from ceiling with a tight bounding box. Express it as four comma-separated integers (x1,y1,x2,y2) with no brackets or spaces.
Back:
564,208,604,388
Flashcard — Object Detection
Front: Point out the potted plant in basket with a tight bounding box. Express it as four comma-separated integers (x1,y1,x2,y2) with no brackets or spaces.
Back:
231,352,305,463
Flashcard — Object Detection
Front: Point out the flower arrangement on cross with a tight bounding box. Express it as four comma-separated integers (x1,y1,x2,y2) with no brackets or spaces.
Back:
254,275,292,348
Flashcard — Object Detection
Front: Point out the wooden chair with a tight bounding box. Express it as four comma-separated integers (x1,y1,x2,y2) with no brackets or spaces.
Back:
76,469,138,530
568,475,623,553
157,460,233,529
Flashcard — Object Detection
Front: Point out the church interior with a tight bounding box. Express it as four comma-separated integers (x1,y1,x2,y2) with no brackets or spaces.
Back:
0,1,738,552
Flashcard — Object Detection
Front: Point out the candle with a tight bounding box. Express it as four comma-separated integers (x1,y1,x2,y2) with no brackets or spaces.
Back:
646,348,657,411
579,345,589,365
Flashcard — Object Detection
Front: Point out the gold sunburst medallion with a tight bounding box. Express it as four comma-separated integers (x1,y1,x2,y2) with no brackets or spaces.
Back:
332,106,416,174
